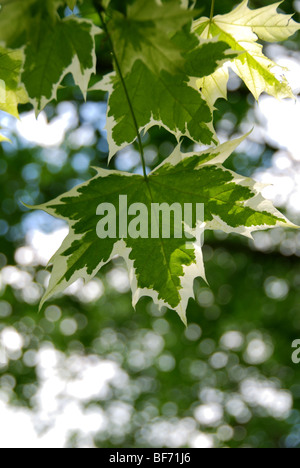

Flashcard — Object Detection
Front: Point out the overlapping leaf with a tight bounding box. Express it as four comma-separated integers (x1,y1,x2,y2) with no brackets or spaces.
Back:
34,136,294,323
0,46,28,119
194,0,299,104
219,0,300,42
0,0,37,47
0,0,63,47
21,16,100,112
107,0,197,76
0,46,28,140
96,54,220,160
93,0,238,159
1,0,294,323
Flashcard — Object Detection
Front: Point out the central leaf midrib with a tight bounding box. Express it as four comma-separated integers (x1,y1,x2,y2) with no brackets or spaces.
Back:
143,179,183,303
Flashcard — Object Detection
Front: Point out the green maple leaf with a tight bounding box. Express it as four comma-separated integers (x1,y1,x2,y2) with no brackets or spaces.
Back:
93,0,238,158
0,0,64,47
194,0,299,104
93,40,238,159
0,0,97,112
21,16,100,112
107,0,197,76
0,0,37,47
0,46,28,119
33,136,294,323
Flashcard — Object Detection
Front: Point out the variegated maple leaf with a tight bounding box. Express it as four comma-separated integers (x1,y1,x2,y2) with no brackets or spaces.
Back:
194,0,300,106
33,136,295,323
0,46,28,140
0,46,28,119
91,0,238,159
21,15,100,113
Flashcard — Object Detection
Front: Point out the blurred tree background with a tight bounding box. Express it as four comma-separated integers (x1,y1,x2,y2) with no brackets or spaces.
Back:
0,0,300,448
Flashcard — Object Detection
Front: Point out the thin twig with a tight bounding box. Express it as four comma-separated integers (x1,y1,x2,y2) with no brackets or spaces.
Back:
93,1,148,179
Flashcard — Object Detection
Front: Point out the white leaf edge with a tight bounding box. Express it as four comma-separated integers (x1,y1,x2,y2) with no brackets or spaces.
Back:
24,17,101,113
153,133,297,237
36,167,206,324
90,38,239,160
215,0,300,43
36,135,297,323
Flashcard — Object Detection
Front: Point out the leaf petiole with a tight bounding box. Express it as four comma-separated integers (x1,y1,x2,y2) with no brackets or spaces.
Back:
93,0,148,180
210,0,215,22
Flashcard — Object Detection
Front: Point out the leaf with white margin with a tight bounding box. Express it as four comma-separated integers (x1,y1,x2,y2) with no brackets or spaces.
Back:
107,0,197,76
193,0,298,103
101,0,238,157
31,135,295,324
0,46,28,119
91,40,238,159
21,17,100,113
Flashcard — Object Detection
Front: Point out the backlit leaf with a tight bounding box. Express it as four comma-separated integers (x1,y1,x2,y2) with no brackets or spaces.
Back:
93,41,237,159
194,0,299,103
0,46,28,119
34,136,294,323
22,17,100,112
